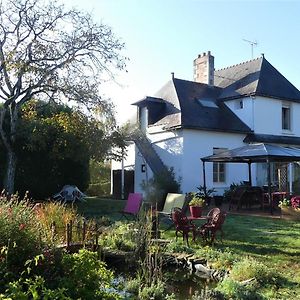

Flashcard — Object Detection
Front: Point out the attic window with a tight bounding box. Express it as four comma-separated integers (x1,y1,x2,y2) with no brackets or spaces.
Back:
197,99,218,108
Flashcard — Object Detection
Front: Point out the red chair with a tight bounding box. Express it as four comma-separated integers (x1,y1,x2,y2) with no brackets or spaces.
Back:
200,208,226,245
171,207,196,247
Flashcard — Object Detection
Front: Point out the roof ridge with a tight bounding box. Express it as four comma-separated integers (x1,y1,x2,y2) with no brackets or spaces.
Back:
215,56,262,72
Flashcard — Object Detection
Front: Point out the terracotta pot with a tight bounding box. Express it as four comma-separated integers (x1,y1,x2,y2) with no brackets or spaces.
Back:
189,206,202,218
281,207,300,221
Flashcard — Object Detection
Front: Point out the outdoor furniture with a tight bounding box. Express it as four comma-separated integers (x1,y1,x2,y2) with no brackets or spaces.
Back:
230,186,263,210
171,207,196,246
121,193,143,219
199,208,226,245
263,191,289,210
53,185,86,203
158,193,187,230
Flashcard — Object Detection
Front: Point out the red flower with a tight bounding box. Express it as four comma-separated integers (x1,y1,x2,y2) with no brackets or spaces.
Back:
19,223,26,230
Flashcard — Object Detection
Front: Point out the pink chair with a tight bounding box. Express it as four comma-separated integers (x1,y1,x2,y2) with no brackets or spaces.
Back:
121,193,143,219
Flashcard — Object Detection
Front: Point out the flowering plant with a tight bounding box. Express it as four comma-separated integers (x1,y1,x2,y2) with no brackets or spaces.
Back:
291,197,300,209
188,193,206,207
278,198,290,208
279,197,300,209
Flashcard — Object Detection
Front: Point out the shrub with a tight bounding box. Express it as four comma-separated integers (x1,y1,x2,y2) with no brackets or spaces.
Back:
99,222,137,252
0,193,43,276
35,202,79,244
59,249,120,300
216,278,264,300
229,257,278,286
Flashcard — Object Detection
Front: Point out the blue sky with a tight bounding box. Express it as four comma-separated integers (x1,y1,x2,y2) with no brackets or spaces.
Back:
64,0,300,124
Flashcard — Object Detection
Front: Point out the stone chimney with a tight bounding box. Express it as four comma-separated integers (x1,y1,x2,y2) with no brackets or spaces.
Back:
193,51,214,86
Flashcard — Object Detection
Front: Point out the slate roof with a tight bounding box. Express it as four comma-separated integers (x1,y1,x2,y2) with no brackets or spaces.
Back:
132,56,300,133
215,56,300,101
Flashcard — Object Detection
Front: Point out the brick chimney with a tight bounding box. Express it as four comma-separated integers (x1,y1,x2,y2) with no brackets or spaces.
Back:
193,51,214,86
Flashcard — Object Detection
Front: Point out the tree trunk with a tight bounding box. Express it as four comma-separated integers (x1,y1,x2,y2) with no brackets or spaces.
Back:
0,106,18,195
4,149,17,194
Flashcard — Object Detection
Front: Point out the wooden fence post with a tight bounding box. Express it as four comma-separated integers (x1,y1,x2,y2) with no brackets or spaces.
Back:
82,220,86,244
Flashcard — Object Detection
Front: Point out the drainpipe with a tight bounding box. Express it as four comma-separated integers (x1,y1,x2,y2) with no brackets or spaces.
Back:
121,149,125,200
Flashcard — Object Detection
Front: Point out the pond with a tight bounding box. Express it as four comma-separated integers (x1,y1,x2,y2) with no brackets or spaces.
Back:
109,259,215,299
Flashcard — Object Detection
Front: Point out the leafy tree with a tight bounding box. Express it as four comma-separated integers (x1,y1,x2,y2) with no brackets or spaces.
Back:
0,0,126,193
8,100,125,199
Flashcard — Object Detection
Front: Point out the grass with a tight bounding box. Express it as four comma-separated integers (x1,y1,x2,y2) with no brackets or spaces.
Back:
75,198,300,299
75,196,125,220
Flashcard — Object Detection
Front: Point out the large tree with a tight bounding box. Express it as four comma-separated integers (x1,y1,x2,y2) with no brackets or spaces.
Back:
0,0,125,193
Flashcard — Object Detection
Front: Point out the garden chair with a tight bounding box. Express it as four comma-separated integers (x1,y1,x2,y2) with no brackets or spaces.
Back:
171,207,196,247
199,208,227,245
158,193,187,230
121,193,143,219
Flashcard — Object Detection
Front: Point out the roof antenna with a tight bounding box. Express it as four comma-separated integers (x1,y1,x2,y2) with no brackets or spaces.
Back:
243,39,258,59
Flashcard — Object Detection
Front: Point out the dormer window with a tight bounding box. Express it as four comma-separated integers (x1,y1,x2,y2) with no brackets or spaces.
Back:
282,104,291,130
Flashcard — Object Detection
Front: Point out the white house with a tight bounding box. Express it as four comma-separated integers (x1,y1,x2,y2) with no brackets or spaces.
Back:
114,52,300,197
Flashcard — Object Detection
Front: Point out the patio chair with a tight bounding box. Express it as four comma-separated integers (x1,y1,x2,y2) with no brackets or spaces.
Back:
158,193,187,229
199,208,227,245
171,207,196,247
121,193,143,219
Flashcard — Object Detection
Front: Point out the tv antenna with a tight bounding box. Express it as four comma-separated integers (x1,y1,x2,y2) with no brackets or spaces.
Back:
243,39,258,59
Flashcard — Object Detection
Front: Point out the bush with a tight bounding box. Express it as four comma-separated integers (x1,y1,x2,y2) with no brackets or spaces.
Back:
229,257,279,286
216,278,264,300
0,193,43,277
59,249,120,299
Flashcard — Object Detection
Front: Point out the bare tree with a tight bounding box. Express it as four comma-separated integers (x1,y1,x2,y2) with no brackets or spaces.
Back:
0,0,126,193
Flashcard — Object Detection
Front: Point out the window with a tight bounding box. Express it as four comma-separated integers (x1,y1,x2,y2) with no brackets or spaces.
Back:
282,104,291,130
235,99,243,109
213,148,227,183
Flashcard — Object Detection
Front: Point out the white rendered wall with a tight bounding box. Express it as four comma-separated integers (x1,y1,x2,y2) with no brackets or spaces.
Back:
225,97,254,130
253,96,300,136
181,130,250,195
134,128,183,195
226,96,300,137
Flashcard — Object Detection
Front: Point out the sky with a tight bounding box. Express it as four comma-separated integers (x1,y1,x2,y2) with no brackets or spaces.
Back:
64,0,300,124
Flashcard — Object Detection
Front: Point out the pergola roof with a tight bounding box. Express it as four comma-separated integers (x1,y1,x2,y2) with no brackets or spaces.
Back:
201,143,300,163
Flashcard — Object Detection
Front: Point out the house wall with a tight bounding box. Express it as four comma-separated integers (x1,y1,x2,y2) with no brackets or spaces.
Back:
181,129,249,195
225,96,300,137
225,97,254,130
133,128,184,195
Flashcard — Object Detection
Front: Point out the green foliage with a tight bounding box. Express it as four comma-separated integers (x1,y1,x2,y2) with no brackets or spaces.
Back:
86,160,111,196
4,276,70,300
141,167,181,209
188,193,206,207
216,278,264,300
99,222,137,252
165,241,195,254
59,249,120,300
278,198,290,208
138,280,166,300
229,257,280,286
0,194,43,277
223,181,244,201
0,100,127,199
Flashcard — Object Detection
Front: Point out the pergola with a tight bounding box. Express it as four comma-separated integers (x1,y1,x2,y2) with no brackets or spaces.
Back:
201,143,300,214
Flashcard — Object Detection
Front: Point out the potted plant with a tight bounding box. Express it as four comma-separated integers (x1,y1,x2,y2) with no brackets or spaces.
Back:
196,185,216,206
188,193,206,218
279,197,300,221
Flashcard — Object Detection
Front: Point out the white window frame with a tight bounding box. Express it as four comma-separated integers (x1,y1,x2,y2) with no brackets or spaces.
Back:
213,147,227,183
282,103,291,131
